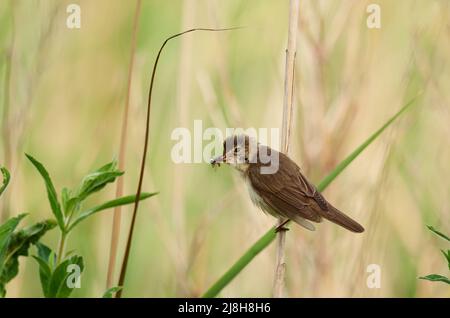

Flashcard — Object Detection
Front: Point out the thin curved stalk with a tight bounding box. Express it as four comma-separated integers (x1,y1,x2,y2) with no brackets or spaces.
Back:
115,27,240,298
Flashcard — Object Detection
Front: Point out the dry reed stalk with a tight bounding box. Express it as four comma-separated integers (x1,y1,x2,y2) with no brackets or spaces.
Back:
273,0,300,298
106,0,142,290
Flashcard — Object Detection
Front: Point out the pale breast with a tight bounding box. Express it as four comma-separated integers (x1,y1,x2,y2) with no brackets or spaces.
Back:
244,176,278,218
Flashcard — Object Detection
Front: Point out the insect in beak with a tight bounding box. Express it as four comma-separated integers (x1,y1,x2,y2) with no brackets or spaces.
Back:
210,154,225,167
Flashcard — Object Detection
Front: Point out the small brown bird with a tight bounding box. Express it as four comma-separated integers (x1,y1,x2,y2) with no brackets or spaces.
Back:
211,135,364,233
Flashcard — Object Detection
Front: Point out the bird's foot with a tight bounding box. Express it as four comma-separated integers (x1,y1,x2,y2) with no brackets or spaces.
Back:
275,226,290,233
274,219,290,233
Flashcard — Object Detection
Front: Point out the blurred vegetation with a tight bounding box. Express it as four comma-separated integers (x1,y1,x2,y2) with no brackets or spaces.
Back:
0,0,449,297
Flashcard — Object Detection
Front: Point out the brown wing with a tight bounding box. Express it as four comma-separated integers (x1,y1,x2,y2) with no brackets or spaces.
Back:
248,150,364,233
247,151,322,223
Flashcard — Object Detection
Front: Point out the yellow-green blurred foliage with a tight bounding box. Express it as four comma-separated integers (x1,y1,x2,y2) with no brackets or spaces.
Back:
0,0,449,297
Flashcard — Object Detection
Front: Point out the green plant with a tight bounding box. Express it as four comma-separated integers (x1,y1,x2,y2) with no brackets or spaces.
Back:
202,95,420,298
0,167,10,197
0,167,57,297
419,226,450,285
26,154,157,297
102,286,123,298
0,215,56,297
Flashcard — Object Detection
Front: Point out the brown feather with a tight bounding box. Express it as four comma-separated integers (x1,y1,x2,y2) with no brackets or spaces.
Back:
246,147,364,233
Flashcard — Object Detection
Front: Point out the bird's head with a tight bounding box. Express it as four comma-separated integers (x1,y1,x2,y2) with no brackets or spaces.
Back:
210,135,258,173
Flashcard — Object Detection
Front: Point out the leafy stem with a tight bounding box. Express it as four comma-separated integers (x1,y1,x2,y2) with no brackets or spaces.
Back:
56,231,67,265
25,154,157,297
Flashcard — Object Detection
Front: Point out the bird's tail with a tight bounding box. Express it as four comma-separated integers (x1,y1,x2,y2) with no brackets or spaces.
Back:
322,205,365,233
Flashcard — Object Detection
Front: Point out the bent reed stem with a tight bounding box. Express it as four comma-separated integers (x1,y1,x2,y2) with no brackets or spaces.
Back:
115,27,240,298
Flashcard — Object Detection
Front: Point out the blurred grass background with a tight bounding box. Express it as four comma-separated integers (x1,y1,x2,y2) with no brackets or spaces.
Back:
0,0,449,297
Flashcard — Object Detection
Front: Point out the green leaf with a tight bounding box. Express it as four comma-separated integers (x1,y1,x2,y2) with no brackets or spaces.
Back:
33,242,58,298
48,250,56,271
95,160,117,173
0,166,11,197
33,242,56,297
318,97,418,190
441,249,450,271
0,214,26,297
25,154,65,231
419,274,450,285
64,249,76,259
35,246,84,298
0,219,56,297
67,192,158,232
61,187,76,217
7,219,57,257
0,214,26,273
202,229,276,298
202,95,420,298
36,242,54,264
102,286,122,298
48,255,84,298
75,160,123,202
32,256,52,297
32,253,52,297
427,225,450,242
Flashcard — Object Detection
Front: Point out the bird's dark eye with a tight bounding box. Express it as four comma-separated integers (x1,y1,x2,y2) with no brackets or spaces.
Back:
234,147,239,154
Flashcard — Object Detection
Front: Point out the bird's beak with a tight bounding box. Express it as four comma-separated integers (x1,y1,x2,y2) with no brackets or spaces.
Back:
210,154,225,166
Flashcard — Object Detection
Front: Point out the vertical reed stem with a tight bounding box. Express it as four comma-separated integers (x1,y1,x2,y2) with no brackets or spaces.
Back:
273,0,300,298
106,0,142,290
